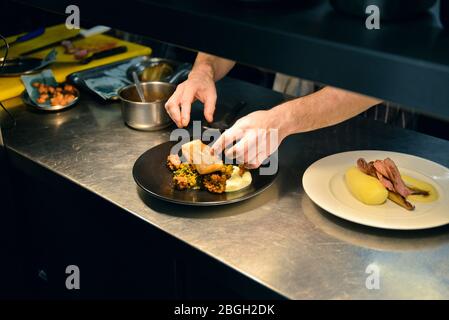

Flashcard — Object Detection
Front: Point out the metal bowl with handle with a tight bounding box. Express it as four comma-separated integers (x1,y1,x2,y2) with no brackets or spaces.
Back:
118,68,189,131
118,81,175,131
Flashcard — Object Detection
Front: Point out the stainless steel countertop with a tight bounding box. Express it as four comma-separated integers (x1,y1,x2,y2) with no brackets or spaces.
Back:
3,77,449,299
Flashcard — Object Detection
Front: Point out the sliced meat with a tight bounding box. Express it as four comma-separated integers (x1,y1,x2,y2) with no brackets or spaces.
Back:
372,158,412,198
376,172,395,192
383,158,412,198
373,160,390,178
355,157,415,211
357,158,377,177
358,157,395,191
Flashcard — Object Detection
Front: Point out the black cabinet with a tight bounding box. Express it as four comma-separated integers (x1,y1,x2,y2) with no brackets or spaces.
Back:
442,0,449,29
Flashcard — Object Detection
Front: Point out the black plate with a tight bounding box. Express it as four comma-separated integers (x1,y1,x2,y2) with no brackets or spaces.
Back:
133,141,278,206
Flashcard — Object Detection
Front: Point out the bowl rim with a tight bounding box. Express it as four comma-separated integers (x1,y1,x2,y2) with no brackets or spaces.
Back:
118,81,176,105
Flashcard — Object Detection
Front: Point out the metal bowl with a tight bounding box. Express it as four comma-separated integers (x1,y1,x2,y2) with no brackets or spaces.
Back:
126,57,181,83
118,81,175,131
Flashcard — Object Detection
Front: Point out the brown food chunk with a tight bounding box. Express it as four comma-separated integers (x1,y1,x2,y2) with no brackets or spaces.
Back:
38,85,48,94
64,84,75,93
36,96,47,104
167,154,181,171
65,94,75,104
202,173,227,194
173,176,188,190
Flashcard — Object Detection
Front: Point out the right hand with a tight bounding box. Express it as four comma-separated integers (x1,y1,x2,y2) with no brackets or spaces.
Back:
165,69,217,128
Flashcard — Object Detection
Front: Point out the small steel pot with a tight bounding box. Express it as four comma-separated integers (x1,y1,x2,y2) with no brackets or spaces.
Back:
118,82,175,131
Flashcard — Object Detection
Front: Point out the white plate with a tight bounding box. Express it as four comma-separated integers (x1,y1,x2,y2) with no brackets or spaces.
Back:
302,151,449,230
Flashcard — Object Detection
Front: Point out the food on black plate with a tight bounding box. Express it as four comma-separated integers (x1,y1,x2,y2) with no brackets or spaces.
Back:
166,140,252,194
181,139,224,175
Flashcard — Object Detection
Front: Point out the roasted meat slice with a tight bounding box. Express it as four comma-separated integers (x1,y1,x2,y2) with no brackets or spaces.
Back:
181,140,223,175
375,171,395,192
357,158,377,177
382,158,412,198
388,191,415,211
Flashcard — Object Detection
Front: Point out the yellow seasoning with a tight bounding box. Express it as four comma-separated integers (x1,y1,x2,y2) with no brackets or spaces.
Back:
402,175,439,203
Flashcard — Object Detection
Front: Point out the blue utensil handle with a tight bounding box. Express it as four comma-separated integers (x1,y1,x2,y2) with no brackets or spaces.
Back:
16,27,45,43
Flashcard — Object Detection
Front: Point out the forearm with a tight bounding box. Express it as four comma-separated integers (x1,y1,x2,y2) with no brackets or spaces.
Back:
192,52,236,81
275,87,382,138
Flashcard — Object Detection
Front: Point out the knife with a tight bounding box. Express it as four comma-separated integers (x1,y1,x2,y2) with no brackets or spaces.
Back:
19,25,110,57
0,27,45,50
78,45,127,64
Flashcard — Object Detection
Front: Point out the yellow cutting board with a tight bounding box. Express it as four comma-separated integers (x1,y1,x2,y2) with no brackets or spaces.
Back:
0,24,152,102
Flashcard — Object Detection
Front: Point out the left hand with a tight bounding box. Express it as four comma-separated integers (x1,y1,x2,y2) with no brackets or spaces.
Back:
211,109,288,168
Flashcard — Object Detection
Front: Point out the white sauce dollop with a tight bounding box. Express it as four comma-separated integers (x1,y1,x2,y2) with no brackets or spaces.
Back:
225,166,252,192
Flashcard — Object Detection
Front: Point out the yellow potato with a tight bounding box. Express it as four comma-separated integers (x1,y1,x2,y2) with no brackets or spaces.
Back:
345,167,388,205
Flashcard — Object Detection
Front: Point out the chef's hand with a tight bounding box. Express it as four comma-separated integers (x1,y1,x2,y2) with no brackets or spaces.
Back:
164,69,217,128
211,109,288,169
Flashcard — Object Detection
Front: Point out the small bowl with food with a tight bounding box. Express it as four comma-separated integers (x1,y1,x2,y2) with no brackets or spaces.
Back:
21,70,79,111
